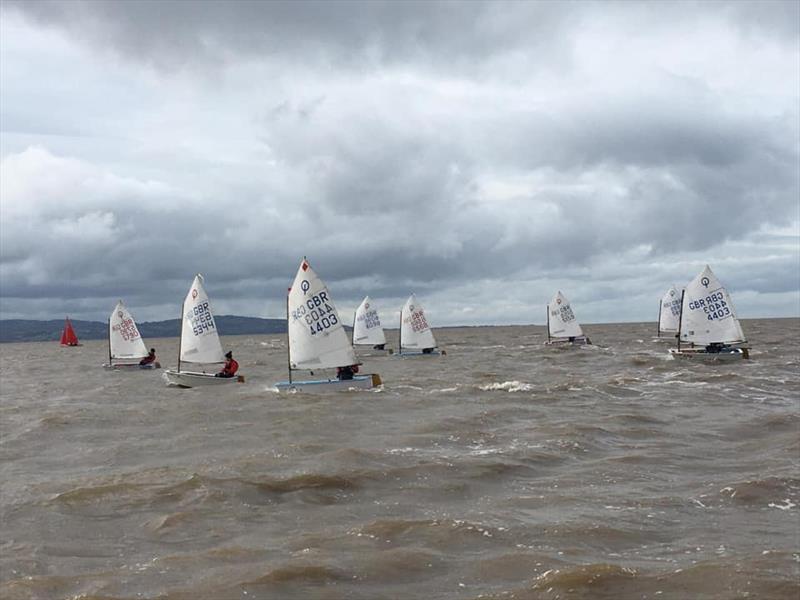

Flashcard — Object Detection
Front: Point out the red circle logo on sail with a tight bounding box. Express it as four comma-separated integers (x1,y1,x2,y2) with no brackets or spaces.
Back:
192,289,198,299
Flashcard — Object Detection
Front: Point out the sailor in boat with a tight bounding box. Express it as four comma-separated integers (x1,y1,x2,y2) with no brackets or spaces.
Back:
705,342,730,353
373,344,386,350
215,351,239,378
336,364,359,380
139,348,157,366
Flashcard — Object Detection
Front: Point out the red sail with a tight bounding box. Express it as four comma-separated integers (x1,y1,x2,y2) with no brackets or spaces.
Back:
61,318,80,346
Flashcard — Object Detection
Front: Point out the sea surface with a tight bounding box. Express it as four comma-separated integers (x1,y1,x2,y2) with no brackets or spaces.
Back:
1,320,798,600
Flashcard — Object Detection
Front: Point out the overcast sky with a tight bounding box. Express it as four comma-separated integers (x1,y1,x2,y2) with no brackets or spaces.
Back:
1,0,798,326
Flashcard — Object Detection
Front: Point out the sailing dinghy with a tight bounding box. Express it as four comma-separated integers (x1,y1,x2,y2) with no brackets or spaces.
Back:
60,317,81,346
104,300,160,369
669,265,749,360
275,259,382,392
352,296,393,356
655,285,682,342
164,274,245,387
397,294,442,356
545,291,591,345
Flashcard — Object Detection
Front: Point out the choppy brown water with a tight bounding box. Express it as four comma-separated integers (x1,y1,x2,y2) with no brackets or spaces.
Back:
1,320,798,600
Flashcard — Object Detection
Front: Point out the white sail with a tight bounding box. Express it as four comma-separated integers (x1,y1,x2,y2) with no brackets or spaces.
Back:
287,259,357,370
679,265,746,345
353,296,387,346
109,300,148,359
659,285,682,333
548,291,584,339
179,274,225,364
400,294,437,350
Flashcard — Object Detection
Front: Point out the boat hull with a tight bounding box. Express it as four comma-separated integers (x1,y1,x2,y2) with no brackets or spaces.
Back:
544,337,591,346
274,373,382,393
668,347,749,361
164,370,245,388
396,350,443,357
355,347,394,358
103,361,162,370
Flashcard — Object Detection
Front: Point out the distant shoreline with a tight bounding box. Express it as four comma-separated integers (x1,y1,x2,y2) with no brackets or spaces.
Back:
1,316,795,343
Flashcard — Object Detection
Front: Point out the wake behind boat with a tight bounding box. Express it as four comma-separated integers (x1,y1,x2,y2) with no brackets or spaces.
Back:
164,274,245,387
545,291,591,346
103,300,161,369
274,258,381,393
669,265,750,361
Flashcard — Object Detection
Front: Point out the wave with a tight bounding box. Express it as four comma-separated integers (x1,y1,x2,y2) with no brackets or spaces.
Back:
478,381,534,393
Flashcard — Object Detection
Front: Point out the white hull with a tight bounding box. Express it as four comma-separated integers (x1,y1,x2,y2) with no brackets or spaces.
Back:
164,370,245,388
354,347,394,358
545,337,591,346
669,347,749,361
396,350,443,357
274,373,382,393
103,361,161,370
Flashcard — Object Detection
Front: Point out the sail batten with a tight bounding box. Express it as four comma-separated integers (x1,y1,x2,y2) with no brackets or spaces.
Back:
287,259,357,370
400,294,436,350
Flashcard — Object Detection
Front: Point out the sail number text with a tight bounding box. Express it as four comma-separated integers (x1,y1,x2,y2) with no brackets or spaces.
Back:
112,317,140,341
187,302,216,335
687,291,730,321
357,309,381,329
292,291,339,335
406,310,430,333
551,305,576,323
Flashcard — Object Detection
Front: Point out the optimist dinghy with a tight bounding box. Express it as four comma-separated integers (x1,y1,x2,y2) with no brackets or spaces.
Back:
60,317,81,346
669,265,750,360
103,300,160,369
274,259,382,392
352,296,393,357
397,294,442,356
654,285,681,342
164,274,245,387
545,291,591,346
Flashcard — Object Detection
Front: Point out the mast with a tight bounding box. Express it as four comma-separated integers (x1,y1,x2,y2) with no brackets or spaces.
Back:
676,289,685,352
352,308,356,347
107,316,112,366
286,289,292,384
398,309,403,355
657,299,662,337
177,298,184,374
546,305,551,343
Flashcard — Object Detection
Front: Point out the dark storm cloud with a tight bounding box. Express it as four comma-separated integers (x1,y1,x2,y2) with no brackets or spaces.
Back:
1,0,798,323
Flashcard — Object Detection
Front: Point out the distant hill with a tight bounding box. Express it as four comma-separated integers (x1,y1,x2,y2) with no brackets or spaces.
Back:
0,316,287,343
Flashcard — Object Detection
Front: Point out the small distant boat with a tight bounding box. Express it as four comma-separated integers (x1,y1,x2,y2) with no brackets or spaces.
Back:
104,300,160,369
669,265,750,360
655,285,682,342
352,296,393,357
164,274,245,387
60,317,81,346
545,291,591,346
397,294,442,356
274,259,382,392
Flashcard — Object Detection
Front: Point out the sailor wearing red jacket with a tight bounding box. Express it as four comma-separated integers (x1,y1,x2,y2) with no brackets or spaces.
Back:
216,351,239,378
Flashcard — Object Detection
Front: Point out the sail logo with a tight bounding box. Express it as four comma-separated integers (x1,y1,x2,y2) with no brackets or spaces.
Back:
301,280,310,295
701,277,710,288
192,289,198,299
